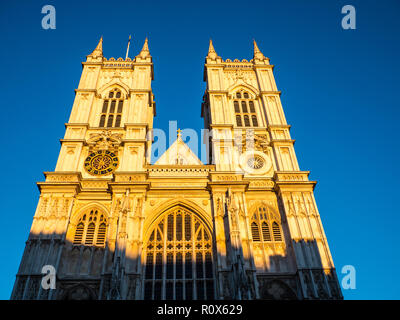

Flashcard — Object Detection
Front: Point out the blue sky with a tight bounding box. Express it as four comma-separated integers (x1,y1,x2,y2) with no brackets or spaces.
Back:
0,0,399,299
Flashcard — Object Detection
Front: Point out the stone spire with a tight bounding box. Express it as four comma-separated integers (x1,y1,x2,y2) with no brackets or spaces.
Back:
253,39,268,63
89,36,103,58
137,37,151,59
206,39,218,60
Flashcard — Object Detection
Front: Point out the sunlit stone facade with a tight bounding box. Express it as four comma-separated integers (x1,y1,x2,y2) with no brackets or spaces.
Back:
11,38,342,300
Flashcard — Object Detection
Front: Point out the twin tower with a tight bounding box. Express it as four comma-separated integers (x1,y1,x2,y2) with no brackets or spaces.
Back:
11,37,342,300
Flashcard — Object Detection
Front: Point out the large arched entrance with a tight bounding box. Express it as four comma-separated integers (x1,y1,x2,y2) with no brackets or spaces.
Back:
143,205,215,300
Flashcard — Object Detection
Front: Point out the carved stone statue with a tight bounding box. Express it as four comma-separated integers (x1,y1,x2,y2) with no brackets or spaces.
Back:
87,130,122,153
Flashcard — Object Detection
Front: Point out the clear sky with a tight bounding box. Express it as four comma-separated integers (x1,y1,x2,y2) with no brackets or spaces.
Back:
0,0,399,300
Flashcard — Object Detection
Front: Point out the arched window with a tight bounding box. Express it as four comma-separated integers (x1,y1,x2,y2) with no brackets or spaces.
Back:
97,223,107,246
99,115,106,127
272,222,282,241
251,206,283,243
234,101,240,113
236,115,242,127
143,206,215,300
233,90,259,127
261,222,271,241
244,115,250,127
252,115,258,127
99,88,124,128
241,101,248,113
73,223,84,244
251,222,261,241
73,209,107,247
85,223,95,245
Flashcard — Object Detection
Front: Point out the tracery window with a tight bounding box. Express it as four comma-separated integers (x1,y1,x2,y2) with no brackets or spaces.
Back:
73,209,107,247
251,206,283,243
143,206,215,300
99,88,124,127
234,90,259,127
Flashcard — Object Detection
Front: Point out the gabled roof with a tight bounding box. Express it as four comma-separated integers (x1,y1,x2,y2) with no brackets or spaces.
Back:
154,135,203,165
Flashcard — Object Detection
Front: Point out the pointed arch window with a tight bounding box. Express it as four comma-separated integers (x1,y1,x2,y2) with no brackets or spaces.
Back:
236,115,242,127
244,115,250,127
99,88,124,128
234,90,259,127
73,209,108,247
143,206,215,300
252,115,258,127
251,206,283,243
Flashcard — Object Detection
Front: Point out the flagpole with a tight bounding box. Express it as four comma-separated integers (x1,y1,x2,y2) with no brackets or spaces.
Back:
125,35,131,60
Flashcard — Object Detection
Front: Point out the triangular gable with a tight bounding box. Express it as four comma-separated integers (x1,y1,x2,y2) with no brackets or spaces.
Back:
155,137,203,165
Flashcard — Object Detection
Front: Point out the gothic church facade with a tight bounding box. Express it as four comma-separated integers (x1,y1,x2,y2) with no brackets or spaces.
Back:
11,38,342,300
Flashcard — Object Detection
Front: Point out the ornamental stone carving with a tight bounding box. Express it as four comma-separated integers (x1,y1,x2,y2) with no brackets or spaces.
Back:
87,130,122,153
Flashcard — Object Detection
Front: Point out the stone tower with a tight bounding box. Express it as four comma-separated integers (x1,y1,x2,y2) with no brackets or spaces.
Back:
201,40,342,299
11,37,156,300
11,38,342,300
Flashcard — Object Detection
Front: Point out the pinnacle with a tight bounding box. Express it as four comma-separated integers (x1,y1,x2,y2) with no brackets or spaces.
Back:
253,39,261,53
208,39,216,53
207,39,218,59
90,36,103,57
137,37,150,58
253,39,266,61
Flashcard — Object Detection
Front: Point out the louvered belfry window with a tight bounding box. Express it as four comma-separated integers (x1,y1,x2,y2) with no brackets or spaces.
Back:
73,209,107,247
250,206,283,243
144,206,215,300
99,88,124,128
234,90,259,127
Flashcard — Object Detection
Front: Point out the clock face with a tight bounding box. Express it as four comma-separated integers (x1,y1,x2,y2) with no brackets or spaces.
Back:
84,150,119,176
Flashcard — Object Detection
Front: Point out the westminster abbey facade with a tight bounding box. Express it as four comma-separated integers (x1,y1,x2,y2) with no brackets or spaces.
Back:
11,37,342,300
